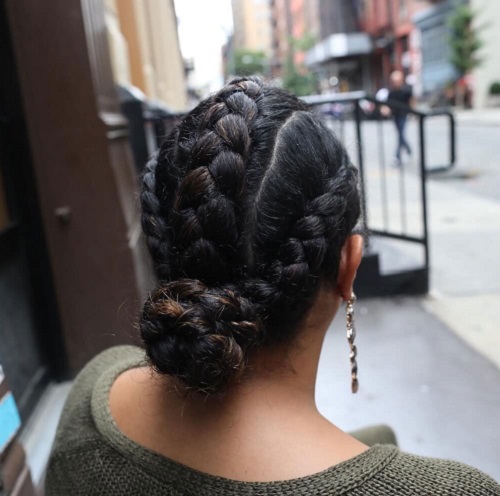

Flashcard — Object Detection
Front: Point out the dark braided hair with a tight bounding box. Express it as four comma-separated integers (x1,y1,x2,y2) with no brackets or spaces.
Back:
140,77,361,394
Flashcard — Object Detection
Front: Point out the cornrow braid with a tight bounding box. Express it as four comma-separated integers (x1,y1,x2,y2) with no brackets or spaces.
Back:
244,111,361,340
141,153,170,281
163,78,262,284
139,77,361,393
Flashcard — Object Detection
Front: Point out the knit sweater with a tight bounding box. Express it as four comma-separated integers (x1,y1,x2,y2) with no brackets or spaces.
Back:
45,346,500,496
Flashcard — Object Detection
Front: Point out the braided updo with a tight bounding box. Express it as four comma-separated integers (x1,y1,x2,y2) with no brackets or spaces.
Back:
140,77,361,394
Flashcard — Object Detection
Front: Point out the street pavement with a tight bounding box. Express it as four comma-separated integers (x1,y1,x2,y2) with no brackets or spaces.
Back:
318,112,500,480
317,297,500,481
455,107,500,128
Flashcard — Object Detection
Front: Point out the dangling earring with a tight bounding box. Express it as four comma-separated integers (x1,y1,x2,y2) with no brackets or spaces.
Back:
346,293,359,393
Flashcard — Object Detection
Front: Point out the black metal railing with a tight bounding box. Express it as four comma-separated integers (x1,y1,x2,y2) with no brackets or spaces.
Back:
303,91,456,296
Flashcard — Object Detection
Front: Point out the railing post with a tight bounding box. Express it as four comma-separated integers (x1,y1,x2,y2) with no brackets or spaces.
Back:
449,112,456,168
354,100,369,246
377,119,389,230
418,115,430,287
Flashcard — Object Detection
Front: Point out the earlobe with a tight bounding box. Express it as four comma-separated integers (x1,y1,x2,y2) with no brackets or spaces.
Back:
337,234,363,301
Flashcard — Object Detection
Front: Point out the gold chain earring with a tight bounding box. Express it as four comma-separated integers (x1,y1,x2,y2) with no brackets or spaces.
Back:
346,293,359,393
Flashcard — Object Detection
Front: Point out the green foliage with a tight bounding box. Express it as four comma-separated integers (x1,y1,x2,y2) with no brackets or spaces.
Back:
290,32,316,52
282,33,317,96
448,5,483,77
233,49,267,76
489,81,500,95
282,56,317,96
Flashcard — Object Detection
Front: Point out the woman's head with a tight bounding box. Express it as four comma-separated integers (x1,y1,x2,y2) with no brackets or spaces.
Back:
140,77,361,394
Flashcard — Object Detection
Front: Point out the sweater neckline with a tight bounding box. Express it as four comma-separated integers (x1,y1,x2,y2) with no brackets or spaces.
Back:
91,347,399,496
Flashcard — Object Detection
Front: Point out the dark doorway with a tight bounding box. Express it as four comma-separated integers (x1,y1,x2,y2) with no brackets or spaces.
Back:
0,2,65,420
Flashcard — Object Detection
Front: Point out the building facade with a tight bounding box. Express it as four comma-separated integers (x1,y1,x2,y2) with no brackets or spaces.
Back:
361,0,434,94
306,0,372,92
108,0,188,111
0,0,191,488
471,0,500,108
412,0,467,97
232,0,273,56
270,0,293,77
289,0,320,68
290,0,306,67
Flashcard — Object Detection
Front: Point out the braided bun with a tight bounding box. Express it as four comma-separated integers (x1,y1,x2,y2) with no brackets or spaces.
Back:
141,280,263,394
140,77,361,393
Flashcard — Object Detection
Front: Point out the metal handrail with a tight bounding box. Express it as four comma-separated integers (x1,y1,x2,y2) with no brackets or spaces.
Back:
302,92,456,174
301,91,456,282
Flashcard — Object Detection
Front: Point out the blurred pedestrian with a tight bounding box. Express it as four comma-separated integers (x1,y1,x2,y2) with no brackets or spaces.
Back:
375,86,389,102
388,70,413,166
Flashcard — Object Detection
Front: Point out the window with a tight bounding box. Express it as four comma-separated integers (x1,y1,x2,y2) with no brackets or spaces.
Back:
422,25,448,65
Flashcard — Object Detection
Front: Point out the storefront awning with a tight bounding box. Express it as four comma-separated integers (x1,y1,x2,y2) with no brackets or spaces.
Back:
306,33,372,66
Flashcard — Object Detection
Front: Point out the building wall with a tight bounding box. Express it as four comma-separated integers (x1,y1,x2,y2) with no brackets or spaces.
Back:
271,0,292,77
6,0,145,377
361,0,390,35
290,0,305,65
111,0,144,89
304,0,320,39
413,0,458,95
112,0,187,111
104,0,132,86
288,0,319,67
363,0,432,36
412,0,479,98
232,0,272,56
319,0,359,39
246,0,273,55
471,0,500,108
232,0,246,51
361,0,434,92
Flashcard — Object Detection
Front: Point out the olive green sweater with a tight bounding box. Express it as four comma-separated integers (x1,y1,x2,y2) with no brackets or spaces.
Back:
45,346,500,495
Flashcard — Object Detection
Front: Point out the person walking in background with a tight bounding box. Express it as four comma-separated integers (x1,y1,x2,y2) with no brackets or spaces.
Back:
387,70,413,167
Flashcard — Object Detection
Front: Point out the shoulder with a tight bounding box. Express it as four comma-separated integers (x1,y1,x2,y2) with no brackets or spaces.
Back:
76,345,145,384
46,346,147,495
65,345,145,411
49,345,145,454
376,449,500,495
46,346,146,494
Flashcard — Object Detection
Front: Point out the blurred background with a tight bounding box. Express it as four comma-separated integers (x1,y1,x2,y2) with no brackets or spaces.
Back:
0,0,499,494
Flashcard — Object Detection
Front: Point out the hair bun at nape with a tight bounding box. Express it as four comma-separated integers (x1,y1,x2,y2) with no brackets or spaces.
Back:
140,279,264,394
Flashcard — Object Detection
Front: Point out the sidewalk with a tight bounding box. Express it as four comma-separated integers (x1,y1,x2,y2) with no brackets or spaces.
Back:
318,297,500,481
424,178,500,370
453,107,500,126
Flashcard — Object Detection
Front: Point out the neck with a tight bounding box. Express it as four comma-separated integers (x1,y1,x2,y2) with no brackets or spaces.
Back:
161,288,341,418
175,335,323,421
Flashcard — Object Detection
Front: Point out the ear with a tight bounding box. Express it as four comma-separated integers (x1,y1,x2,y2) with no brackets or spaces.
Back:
337,234,363,301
